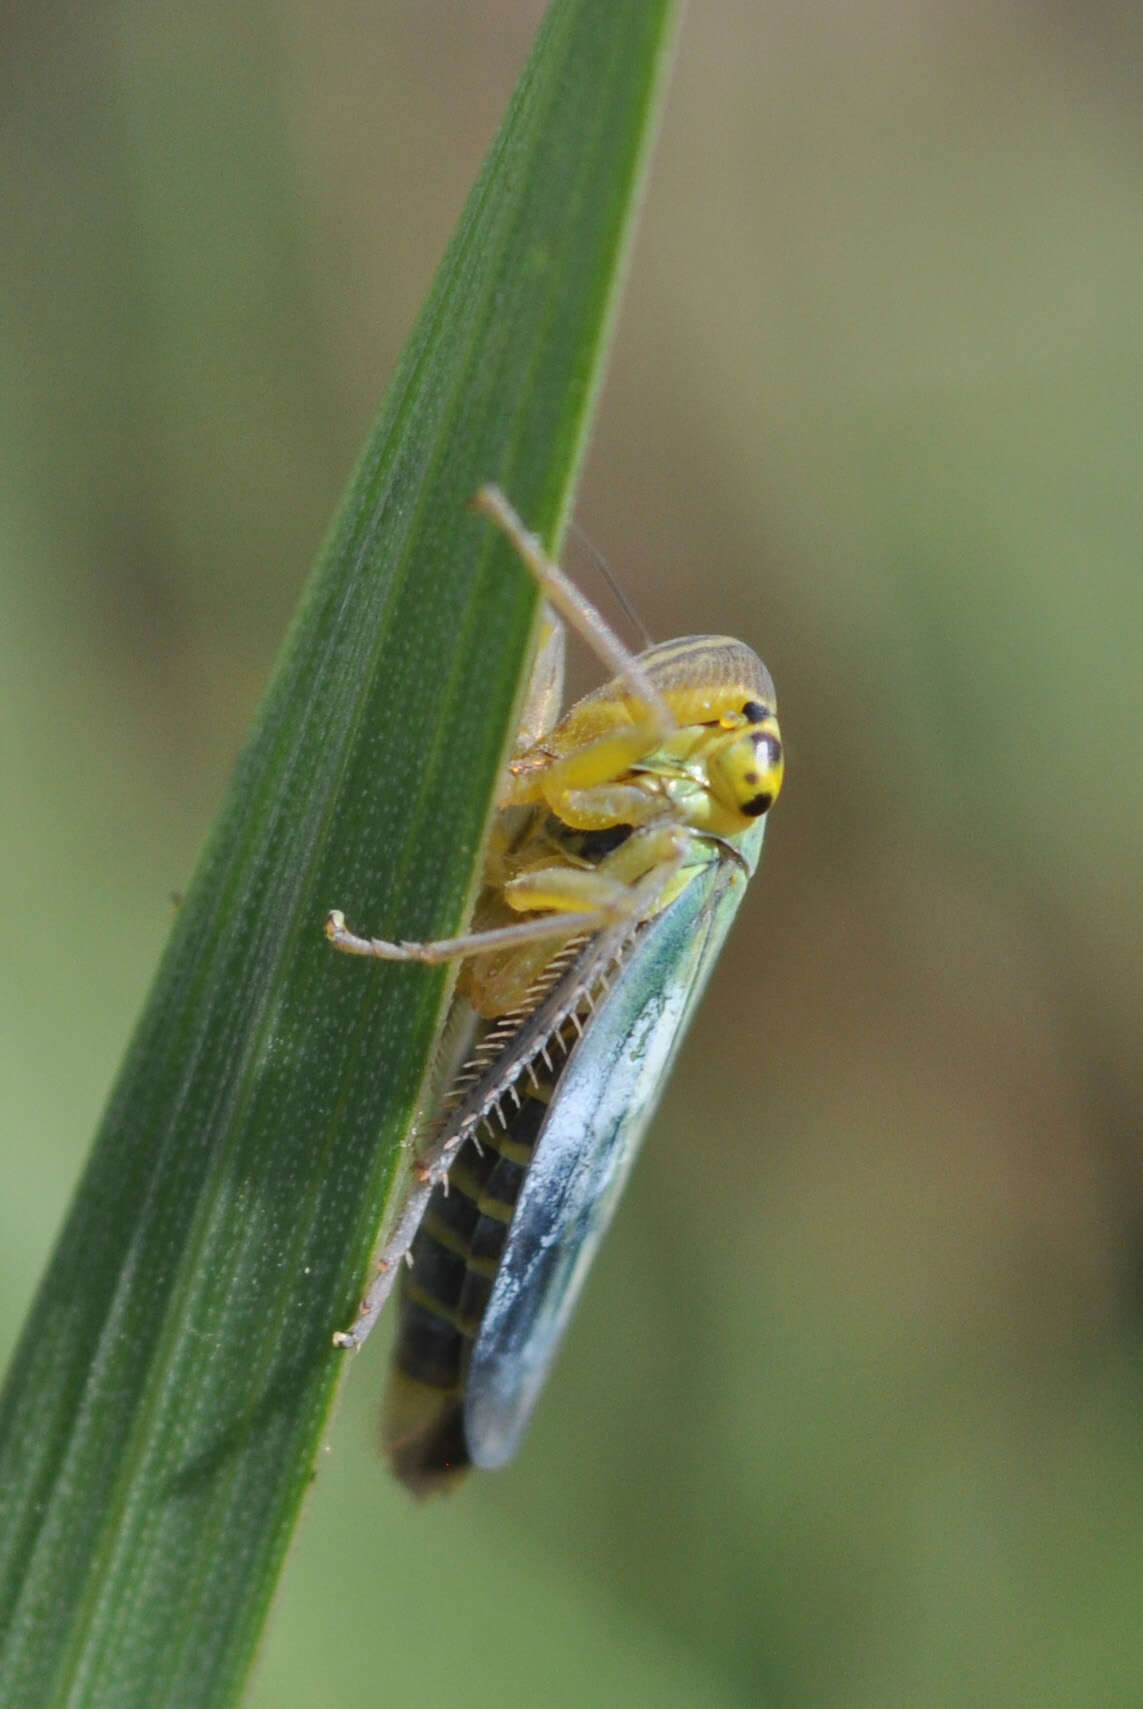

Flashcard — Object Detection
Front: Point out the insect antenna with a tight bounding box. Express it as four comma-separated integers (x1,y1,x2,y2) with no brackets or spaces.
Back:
567,519,654,651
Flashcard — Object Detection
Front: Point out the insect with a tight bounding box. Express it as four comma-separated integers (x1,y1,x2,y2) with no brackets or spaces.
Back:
326,486,783,1493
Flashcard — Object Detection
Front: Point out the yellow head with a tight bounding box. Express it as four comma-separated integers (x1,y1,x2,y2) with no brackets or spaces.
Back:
705,698,785,827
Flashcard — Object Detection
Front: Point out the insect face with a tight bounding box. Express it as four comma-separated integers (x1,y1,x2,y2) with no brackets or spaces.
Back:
705,717,784,825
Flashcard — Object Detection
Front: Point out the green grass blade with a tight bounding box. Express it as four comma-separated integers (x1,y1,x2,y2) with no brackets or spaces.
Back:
0,1,680,1702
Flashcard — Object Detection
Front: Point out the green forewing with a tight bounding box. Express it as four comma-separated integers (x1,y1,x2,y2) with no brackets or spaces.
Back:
464,818,767,1468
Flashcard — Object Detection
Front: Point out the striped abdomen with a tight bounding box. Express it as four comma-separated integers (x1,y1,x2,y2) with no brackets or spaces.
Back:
383,1066,557,1494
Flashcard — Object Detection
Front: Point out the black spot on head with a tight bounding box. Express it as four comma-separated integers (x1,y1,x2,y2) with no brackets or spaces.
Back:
742,792,773,818
752,731,783,766
743,770,759,786
742,700,768,723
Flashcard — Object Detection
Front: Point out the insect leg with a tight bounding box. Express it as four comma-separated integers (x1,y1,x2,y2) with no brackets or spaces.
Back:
470,485,676,739
332,1182,434,1349
325,904,619,964
511,606,566,757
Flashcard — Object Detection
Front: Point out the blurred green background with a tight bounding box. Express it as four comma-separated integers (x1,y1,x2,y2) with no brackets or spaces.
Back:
3,3,1142,1704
